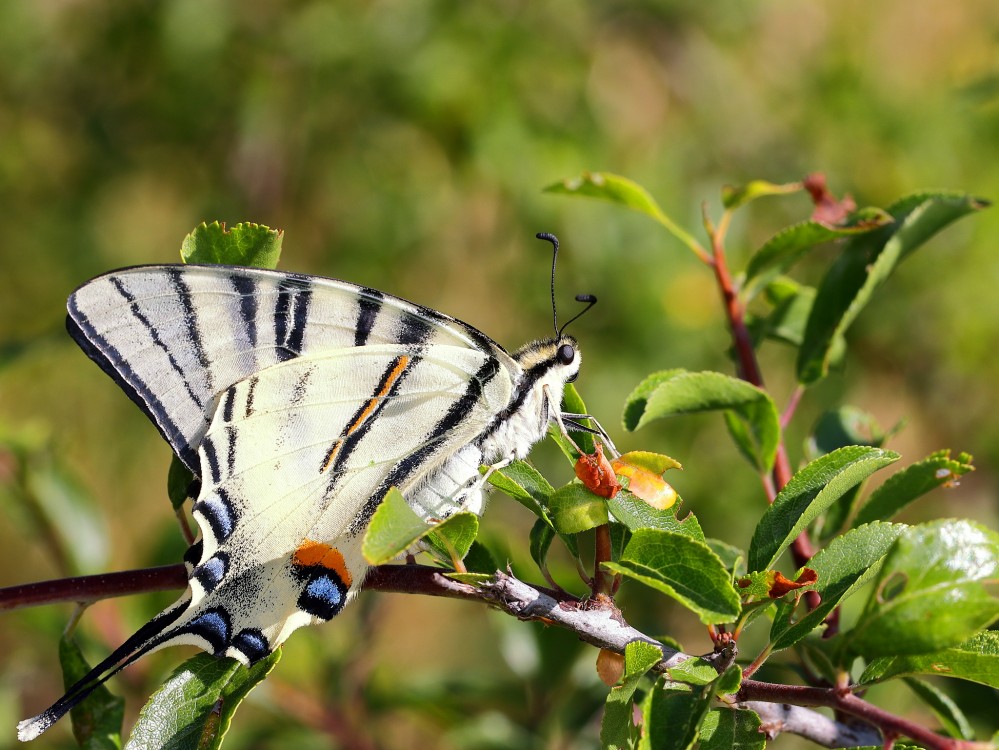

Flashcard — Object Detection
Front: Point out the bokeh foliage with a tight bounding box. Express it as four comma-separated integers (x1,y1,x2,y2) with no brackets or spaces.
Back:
3,1,999,748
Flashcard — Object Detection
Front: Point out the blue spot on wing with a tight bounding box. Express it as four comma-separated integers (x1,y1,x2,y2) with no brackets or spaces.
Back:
186,609,231,653
232,629,270,664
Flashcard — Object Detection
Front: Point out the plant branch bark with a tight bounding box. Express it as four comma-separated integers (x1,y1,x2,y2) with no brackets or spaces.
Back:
2,564,977,749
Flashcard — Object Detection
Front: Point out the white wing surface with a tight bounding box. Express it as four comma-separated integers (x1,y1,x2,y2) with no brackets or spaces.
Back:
66,265,512,472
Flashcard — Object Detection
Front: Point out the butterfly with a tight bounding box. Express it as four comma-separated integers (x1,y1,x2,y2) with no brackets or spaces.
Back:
18,233,611,741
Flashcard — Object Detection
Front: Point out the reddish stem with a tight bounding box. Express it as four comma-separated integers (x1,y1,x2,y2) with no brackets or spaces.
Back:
592,524,614,597
709,220,819,599
738,680,982,750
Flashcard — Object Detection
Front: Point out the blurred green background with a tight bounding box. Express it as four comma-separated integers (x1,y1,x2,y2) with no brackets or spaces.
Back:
2,1,999,748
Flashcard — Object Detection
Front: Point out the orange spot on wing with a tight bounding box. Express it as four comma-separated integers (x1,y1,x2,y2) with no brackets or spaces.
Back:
320,439,343,473
346,355,410,435
293,539,353,587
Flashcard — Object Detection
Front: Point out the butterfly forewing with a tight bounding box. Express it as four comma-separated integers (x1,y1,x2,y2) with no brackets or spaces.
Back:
67,265,510,472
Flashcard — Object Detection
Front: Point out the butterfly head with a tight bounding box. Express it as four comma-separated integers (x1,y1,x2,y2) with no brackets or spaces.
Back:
512,335,582,386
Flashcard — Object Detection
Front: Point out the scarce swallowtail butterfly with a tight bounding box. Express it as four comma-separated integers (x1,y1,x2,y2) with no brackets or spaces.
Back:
18,233,611,741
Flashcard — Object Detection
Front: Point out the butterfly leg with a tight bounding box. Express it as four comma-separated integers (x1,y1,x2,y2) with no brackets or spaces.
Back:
543,385,619,457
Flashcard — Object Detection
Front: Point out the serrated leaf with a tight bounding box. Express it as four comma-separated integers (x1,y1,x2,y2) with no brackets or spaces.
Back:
770,522,906,651
549,482,609,535
623,370,779,472
545,171,703,256
60,636,124,750
666,658,719,686
722,178,801,210
847,520,999,658
860,631,999,688
362,487,431,565
425,512,480,563
852,450,974,528
601,640,664,750
640,678,714,750
125,650,280,750
604,529,741,625
747,446,899,573
180,221,282,268
488,461,554,518
607,492,703,540
698,708,766,750
743,208,893,300
797,192,987,385
903,677,974,740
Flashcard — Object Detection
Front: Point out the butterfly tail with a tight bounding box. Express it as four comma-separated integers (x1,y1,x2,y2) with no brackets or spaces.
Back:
17,598,191,742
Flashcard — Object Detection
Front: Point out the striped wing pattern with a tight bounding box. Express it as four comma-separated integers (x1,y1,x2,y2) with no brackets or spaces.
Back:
19,267,521,741
66,265,510,472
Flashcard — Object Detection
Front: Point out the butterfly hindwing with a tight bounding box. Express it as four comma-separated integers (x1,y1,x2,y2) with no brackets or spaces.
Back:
17,343,513,740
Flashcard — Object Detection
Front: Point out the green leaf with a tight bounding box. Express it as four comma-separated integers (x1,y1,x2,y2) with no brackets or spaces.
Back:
770,522,906,651
706,538,745,577
666,658,720,686
903,677,975,740
623,370,780,472
59,636,124,750
168,455,197,512
545,171,703,257
561,382,595,455
125,650,281,750
362,487,430,565
488,461,554,518
425,512,480,562
860,631,999,689
180,221,283,268
640,677,714,750
462,540,498,575
797,192,987,385
847,520,999,658
742,208,893,300
607,491,704,540
748,446,899,573
549,482,609,535
750,280,815,347
529,518,557,574
807,406,886,458
852,450,974,528
601,640,664,750
604,529,741,625
721,178,802,210
698,708,766,750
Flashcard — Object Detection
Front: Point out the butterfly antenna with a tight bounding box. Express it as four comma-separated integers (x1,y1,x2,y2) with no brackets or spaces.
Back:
536,232,561,338
558,293,598,338
536,232,598,338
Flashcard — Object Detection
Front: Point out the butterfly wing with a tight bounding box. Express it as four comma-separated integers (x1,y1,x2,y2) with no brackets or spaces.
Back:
67,265,510,472
18,343,513,741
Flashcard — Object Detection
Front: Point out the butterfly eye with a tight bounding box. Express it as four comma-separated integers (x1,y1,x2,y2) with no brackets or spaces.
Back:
557,343,576,366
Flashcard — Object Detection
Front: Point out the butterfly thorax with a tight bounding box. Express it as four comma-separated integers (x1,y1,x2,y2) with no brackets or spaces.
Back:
476,336,581,463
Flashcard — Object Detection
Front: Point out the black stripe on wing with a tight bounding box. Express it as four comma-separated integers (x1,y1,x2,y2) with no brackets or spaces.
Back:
65,298,201,472
355,287,384,346
274,276,313,361
349,355,501,533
